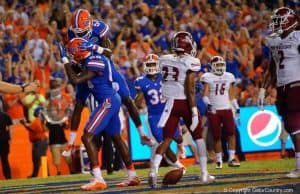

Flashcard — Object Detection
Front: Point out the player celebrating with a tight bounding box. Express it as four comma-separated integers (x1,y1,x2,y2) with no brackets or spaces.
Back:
260,7,300,178
63,9,154,154
200,56,240,169
60,38,140,191
148,31,215,188
134,54,184,169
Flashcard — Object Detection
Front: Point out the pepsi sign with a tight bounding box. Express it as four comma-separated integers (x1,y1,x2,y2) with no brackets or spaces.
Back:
237,105,293,152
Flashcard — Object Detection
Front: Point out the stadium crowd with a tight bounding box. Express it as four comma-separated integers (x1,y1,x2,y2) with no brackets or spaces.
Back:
0,0,299,179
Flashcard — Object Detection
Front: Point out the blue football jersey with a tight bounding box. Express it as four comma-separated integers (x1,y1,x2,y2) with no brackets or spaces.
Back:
84,54,116,101
68,20,131,99
134,73,165,115
75,82,90,102
68,20,109,46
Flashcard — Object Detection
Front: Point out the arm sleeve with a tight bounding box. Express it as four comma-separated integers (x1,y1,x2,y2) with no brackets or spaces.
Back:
134,77,143,90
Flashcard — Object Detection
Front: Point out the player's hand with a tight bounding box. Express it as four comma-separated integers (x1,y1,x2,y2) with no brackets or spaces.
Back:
207,104,216,114
258,88,265,111
23,80,40,93
190,107,199,132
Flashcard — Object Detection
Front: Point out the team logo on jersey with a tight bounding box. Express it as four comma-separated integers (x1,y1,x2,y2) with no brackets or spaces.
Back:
103,98,111,108
247,110,281,147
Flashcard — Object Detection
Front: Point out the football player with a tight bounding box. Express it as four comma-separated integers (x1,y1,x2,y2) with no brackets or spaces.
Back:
200,56,240,169
259,7,300,178
63,9,154,153
148,31,215,188
134,54,184,169
60,38,141,191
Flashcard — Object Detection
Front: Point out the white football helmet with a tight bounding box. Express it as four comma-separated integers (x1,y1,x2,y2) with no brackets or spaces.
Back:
144,54,159,75
270,7,298,35
210,56,226,76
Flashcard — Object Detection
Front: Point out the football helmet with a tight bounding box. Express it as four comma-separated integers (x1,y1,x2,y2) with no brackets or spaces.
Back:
67,38,91,63
144,54,159,75
70,9,93,39
270,7,298,35
171,31,197,57
210,56,226,76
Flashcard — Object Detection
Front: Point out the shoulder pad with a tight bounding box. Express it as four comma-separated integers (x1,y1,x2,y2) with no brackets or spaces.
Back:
159,54,175,61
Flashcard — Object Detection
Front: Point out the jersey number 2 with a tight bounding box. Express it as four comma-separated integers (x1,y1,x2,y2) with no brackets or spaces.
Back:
278,50,284,69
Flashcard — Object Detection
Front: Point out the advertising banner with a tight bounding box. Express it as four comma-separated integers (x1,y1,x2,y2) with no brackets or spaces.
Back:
237,105,293,152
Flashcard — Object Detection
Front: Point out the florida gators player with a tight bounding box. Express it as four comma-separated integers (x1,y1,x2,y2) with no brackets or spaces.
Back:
200,56,240,169
259,7,300,178
60,38,140,191
63,9,154,153
134,54,184,169
148,31,215,188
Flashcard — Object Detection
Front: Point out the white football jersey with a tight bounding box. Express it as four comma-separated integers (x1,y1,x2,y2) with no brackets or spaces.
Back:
159,54,201,99
200,72,235,110
266,31,300,86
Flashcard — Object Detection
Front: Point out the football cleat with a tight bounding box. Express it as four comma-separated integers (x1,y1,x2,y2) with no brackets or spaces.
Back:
62,144,72,157
228,159,240,167
148,171,158,188
141,135,155,147
286,170,300,178
116,176,141,187
216,161,223,169
200,174,215,184
80,178,107,191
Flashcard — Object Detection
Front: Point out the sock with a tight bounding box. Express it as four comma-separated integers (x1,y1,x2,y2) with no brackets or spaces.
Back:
92,166,104,181
152,154,163,173
126,164,136,177
195,139,208,175
137,125,146,137
216,152,222,163
296,152,300,171
164,155,184,168
228,150,235,161
174,160,184,169
150,143,159,168
69,131,77,145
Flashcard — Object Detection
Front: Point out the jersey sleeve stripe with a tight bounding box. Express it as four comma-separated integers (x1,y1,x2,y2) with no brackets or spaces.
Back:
99,24,109,37
88,61,105,67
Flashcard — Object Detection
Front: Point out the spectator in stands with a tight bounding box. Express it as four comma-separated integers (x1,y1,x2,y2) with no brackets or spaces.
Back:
0,110,13,179
45,120,69,176
21,106,48,178
22,91,46,122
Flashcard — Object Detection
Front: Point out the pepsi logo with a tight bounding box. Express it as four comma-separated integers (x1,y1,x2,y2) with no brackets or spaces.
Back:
247,110,281,147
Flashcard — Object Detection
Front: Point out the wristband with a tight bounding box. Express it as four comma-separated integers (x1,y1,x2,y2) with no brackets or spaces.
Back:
95,45,104,54
191,107,198,116
231,98,240,110
62,57,69,65
21,84,29,92
259,88,266,97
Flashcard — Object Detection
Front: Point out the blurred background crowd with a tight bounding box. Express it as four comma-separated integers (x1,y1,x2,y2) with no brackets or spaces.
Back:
0,0,299,179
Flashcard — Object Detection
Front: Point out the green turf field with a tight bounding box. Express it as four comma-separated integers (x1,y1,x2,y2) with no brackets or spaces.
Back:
0,158,299,193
